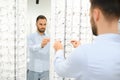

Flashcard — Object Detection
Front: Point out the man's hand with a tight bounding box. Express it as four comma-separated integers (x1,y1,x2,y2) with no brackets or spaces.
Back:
54,41,63,52
41,38,50,48
71,40,80,48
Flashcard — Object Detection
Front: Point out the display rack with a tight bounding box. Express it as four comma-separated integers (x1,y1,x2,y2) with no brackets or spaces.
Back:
0,0,27,80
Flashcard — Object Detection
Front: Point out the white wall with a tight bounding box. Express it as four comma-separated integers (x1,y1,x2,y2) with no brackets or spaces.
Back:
27,0,51,34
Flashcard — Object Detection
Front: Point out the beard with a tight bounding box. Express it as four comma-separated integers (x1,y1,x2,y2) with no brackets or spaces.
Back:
37,27,45,33
90,16,98,36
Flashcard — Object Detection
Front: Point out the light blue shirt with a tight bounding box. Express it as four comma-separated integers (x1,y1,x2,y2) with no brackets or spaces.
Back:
54,34,120,80
27,32,50,72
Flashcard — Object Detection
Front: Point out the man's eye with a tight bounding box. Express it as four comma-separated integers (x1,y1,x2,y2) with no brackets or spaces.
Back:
39,24,46,26
40,24,42,25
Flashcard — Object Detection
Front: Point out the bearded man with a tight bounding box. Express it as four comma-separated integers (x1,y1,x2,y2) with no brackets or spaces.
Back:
27,15,50,80
54,0,120,80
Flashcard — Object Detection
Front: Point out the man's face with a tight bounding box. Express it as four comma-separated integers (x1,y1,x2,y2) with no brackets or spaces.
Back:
36,19,47,33
90,9,98,36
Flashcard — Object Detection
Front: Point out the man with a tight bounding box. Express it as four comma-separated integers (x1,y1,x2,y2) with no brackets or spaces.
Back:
54,0,120,80
27,15,50,80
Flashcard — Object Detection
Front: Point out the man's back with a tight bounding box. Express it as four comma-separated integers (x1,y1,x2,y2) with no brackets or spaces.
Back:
78,34,120,80
54,34,120,80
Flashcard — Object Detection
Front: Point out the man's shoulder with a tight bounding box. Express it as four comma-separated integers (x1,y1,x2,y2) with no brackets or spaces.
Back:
76,43,95,52
27,32,38,39
29,32,38,36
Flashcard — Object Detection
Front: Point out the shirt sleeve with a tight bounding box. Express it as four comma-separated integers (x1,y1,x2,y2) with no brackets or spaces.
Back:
27,35,50,58
54,46,86,78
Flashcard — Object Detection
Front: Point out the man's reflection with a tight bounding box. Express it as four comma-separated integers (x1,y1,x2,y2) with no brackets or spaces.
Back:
27,15,50,80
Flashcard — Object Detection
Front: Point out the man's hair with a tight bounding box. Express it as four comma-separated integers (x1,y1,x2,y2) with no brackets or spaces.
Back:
90,0,120,20
36,15,47,22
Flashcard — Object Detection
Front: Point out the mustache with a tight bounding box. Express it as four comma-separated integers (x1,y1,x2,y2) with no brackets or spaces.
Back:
40,28,45,29
37,27,45,33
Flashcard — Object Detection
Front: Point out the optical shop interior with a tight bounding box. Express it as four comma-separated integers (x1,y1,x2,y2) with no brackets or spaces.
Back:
0,0,120,80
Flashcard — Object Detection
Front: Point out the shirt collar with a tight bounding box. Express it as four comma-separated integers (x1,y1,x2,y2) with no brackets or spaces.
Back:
36,31,46,36
93,33,120,43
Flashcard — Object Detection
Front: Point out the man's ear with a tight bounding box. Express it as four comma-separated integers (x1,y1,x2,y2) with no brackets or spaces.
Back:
93,8,100,22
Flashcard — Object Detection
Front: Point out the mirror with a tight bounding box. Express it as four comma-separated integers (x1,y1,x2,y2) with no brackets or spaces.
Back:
27,0,51,80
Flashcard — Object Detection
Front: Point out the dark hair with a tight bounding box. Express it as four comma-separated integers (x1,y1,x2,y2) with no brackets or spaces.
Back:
36,15,47,22
90,0,120,20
